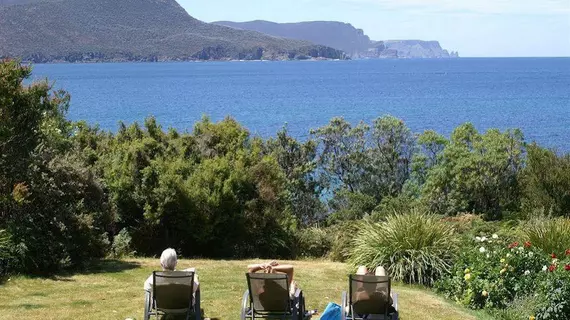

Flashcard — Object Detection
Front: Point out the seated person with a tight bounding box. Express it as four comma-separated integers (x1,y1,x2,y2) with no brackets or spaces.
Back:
144,248,199,297
247,260,298,299
352,265,396,316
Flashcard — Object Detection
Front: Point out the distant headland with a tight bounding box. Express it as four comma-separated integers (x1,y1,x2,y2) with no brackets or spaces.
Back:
0,0,457,62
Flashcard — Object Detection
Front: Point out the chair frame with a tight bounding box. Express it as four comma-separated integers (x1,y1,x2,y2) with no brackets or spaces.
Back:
341,275,398,320
241,273,311,320
143,271,201,320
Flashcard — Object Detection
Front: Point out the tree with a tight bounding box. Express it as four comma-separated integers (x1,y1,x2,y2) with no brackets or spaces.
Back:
420,123,525,219
521,144,570,217
266,126,324,226
0,60,112,273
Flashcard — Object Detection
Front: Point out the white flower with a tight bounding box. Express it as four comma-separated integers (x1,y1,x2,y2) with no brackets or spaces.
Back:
506,253,511,258
518,247,524,252
475,236,482,242
481,237,488,242
486,254,490,258
479,247,486,253
524,270,531,276
528,252,534,257
542,265,548,272
492,234,498,239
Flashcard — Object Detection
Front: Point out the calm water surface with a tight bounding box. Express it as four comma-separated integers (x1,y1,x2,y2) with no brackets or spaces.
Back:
31,58,570,150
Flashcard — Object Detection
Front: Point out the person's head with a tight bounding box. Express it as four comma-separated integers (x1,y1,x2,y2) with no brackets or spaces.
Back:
160,248,177,271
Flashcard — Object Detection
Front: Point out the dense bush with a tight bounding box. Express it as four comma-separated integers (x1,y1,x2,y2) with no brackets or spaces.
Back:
327,221,359,262
110,229,135,259
535,255,570,320
294,227,331,258
522,144,570,217
0,230,21,277
436,234,548,309
349,210,457,285
0,60,113,274
436,231,570,319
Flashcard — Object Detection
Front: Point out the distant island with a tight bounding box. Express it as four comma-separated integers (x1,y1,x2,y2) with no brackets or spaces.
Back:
214,21,459,59
0,0,457,62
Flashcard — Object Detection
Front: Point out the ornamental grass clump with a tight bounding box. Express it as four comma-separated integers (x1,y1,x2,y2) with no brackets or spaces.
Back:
349,210,457,286
521,216,570,258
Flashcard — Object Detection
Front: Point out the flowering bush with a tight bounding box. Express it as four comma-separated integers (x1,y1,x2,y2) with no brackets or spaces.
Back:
534,252,570,320
436,234,549,309
436,233,570,319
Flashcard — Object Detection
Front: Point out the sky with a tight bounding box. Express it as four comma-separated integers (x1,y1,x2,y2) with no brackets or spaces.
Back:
178,0,570,57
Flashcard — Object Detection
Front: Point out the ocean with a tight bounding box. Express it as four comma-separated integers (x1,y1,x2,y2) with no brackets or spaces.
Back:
31,58,570,150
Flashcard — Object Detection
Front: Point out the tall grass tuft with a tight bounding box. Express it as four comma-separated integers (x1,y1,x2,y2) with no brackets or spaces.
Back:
349,210,457,286
521,216,570,256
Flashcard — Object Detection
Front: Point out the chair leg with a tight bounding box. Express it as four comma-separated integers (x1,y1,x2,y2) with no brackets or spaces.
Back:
195,289,201,320
143,291,151,320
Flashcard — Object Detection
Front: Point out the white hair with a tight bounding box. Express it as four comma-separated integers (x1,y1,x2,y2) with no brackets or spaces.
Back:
160,248,177,271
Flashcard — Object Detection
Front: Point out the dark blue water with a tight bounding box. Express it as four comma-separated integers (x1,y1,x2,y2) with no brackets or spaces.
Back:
31,58,570,150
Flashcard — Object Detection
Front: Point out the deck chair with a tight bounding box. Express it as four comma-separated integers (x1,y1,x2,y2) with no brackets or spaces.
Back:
341,275,398,320
241,272,312,320
143,271,201,320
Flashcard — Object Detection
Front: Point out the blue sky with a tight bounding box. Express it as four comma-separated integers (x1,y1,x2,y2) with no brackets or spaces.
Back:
178,0,570,57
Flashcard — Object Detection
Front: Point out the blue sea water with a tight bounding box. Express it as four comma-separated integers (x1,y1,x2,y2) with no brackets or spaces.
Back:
31,58,570,150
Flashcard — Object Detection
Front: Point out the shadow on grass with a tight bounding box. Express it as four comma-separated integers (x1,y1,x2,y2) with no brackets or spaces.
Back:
16,259,141,282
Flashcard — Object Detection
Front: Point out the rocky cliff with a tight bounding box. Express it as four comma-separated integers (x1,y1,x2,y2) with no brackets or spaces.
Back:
216,20,458,59
214,20,371,56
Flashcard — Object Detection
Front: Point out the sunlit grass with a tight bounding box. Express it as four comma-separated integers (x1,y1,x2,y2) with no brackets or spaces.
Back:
0,258,491,320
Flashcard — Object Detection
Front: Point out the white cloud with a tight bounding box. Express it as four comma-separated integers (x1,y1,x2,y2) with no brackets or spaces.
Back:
341,0,570,15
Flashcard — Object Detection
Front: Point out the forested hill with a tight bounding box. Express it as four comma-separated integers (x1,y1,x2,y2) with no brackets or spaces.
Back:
214,20,371,55
0,0,344,62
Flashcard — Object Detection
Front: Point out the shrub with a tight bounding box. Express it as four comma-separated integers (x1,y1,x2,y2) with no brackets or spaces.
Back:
349,210,457,285
327,221,358,262
521,216,570,257
535,254,570,320
0,230,25,278
0,230,13,277
295,227,331,258
111,229,135,258
521,144,570,217
435,234,552,310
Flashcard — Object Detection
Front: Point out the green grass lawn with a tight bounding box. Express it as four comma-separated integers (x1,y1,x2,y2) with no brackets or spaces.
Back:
0,259,492,320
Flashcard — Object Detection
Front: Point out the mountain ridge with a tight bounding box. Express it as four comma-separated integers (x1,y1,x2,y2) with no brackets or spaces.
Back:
0,0,344,62
214,20,458,59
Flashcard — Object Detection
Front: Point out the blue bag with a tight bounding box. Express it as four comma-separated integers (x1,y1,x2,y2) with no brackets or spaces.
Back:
320,302,342,320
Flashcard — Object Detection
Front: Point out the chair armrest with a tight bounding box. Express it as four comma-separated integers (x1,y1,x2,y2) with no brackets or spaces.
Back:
341,291,348,320
241,289,251,319
294,288,302,299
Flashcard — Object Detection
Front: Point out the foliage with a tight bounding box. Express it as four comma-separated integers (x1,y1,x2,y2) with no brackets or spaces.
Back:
327,221,358,262
435,234,548,310
0,230,19,277
294,227,331,258
266,126,324,226
110,229,135,259
535,254,570,320
0,60,112,274
420,124,525,219
521,144,570,217
490,296,541,320
520,215,570,258
349,210,457,285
